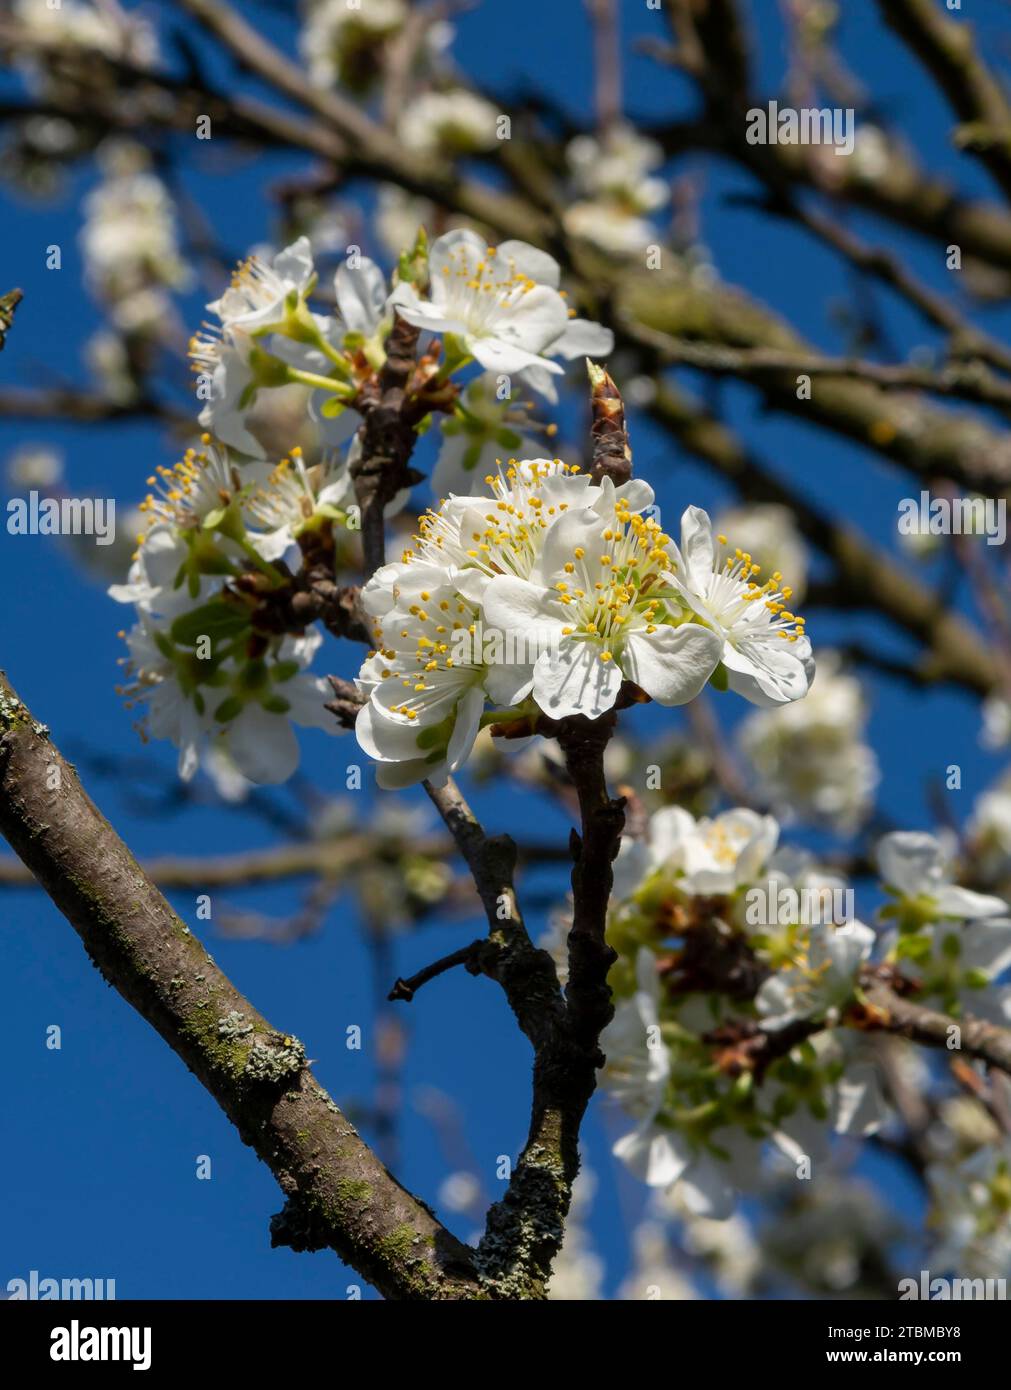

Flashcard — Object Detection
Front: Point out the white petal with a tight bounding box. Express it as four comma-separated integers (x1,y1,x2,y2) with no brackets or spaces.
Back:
532,640,622,719
537,506,609,580
494,284,570,352
484,663,535,706
470,336,563,377
335,257,387,335
518,363,560,402
621,625,721,705
549,316,614,359
876,831,942,899
936,884,1009,920
227,705,300,784
446,685,485,771
495,239,561,288
284,676,337,731
428,227,488,280
387,283,468,337
678,1153,736,1219
482,575,567,646
723,641,811,707
678,506,717,591
613,1125,690,1188
832,1066,887,1137
272,236,314,290
960,919,1011,975
356,701,426,762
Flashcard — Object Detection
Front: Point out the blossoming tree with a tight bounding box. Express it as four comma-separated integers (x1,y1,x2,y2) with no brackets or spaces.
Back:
3,0,1011,1302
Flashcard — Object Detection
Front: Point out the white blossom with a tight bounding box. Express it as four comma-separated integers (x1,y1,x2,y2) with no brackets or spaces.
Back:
388,229,613,393
13,0,157,70
968,783,1011,885
299,0,407,90
482,484,722,719
243,447,353,561
600,948,669,1124
756,920,876,1028
80,143,190,329
668,506,814,707
119,620,335,785
877,830,1008,922
564,124,668,256
398,90,500,158
614,805,779,899
208,237,316,335
738,650,878,831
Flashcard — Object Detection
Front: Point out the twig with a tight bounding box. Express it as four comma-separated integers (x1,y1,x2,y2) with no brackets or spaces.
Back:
389,941,484,1002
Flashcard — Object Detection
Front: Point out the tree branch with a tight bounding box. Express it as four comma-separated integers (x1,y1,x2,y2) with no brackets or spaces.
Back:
860,974,1011,1078
0,671,482,1301
423,774,611,1298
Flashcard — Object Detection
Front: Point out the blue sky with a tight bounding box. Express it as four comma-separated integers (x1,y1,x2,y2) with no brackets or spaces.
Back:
1,0,1008,1298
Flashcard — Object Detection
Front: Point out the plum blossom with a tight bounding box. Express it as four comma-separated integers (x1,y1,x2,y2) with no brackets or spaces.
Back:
756,920,877,1028
13,0,157,72
387,229,613,392
877,831,1007,923
968,783,1011,887
118,619,335,785
600,948,670,1123
397,90,500,157
243,447,354,561
564,124,669,256
299,0,407,91
355,574,489,789
208,237,316,335
613,805,779,900
738,650,878,831
668,506,813,707
482,487,722,719
192,241,385,458
80,142,190,333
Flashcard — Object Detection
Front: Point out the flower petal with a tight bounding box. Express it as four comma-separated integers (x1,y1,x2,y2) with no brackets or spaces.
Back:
227,705,300,784
621,624,721,706
532,639,622,719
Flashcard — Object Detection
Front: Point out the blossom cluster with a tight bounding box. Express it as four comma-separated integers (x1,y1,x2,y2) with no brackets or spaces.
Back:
110,438,350,784
354,477,815,787
109,227,625,785
593,817,1011,1218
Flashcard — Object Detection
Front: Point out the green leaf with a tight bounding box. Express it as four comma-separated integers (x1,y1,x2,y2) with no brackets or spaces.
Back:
214,695,244,724
709,660,729,692
170,600,249,648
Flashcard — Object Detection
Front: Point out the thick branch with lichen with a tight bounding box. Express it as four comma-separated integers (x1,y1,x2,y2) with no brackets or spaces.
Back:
0,672,482,1301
